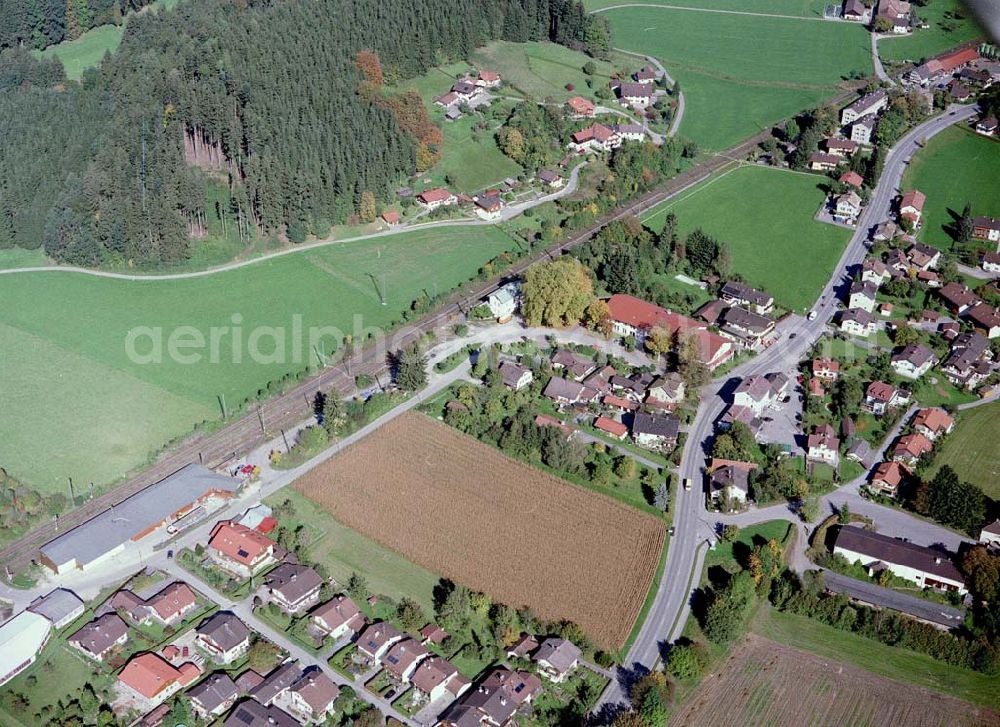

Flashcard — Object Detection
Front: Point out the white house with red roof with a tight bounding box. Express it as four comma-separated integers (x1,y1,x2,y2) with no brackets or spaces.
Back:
416,187,457,210
207,521,277,578
898,190,926,227
569,123,621,153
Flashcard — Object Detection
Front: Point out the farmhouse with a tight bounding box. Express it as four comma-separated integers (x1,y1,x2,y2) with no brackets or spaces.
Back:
417,187,458,210
907,47,979,85
842,0,870,21
118,652,201,710
841,90,887,125
474,70,501,88
870,460,910,497
566,96,595,117
864,381,906,414
28,588,85,629
532,637,581,683
357,622,404,661
450,81,476,99
0,611,51,687
912,407,954,440
187,672,241,720
264,563,323,615
719,281,773,314
839,308,878,337
195,612,251,664
898,189,925,227
612,123,646,142
208,520,277,578
968,302,1000,339
874,0,912,33
437,668,542,727
631,412,679,449
569,123,620,153
537,169,563,188
891,344,937,379
311,595,365,640
634,65,658,82
833,526,966,593
411,656,470,703
498,361,533,390
807,424,840,464
39,464,239,573
617,82,654,108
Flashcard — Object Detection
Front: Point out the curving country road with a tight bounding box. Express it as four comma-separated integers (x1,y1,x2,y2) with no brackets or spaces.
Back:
609,47,684,139
592,103,978,713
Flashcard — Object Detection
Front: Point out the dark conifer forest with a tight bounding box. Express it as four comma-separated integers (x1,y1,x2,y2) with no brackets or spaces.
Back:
0,0,605,266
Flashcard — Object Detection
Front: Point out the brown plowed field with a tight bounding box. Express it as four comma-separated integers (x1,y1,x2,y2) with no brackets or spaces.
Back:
671,635,1000,727
292,412,665,649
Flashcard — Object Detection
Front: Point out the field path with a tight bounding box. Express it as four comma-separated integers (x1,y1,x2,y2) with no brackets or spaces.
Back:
611,47,685,137
591,3,832,22
0,163,584,282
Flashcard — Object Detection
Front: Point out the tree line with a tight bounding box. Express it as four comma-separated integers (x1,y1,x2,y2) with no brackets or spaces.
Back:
0,0,604,267
0,0,155,51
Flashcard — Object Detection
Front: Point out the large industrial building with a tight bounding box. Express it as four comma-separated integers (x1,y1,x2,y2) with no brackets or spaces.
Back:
39,464,240,573
0,611,52,686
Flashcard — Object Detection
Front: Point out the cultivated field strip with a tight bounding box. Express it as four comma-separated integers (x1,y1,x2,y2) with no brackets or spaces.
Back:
671,635,1000,727
293,413,665,650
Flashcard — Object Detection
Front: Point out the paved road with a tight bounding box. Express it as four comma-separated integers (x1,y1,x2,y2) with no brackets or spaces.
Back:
822,570,965,628
592,103,978,713
610,48,683,139
871,34,895,85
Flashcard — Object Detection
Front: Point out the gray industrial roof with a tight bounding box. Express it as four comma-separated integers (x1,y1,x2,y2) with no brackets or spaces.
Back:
41,464,239,569
28,588,84,624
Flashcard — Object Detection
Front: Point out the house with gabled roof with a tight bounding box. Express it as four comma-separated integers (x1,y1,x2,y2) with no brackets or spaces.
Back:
848,280,878,312
864,381,907,415
719,281,773,314
834,526,966,594
417,187,458,210
381,637,429,682
968,302,1000,339
891,432,934,464
631,412,679,449
870,460,910,497
265,563,324,615
187,672,241,720
311,594,365,641
357,622,404,662
498,361,533,390
146,582,198,626
69,613,129,662
208,521,277,578
411,656,470,704
532,638,581,683
196,612,251,664
839,308,878,337
912,408,954,441
566,96,595,117
841,90,887,124
942,332,993,389
898,189,926,227
891,344,937,379
277,666,340,723
938,282,981,316
807,424,840,464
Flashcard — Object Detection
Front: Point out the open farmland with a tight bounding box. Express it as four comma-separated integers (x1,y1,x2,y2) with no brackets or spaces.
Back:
292,412,666,649
902,125,1000,251
642,165,851,310
671,634,1000,726
594,5,872,149
878,0,983,63
0,225,517,491
929,401,1000,500
583,0,828,15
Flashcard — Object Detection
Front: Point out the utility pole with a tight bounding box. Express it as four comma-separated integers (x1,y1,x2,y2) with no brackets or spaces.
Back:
257,406,265,435
67,477,74,504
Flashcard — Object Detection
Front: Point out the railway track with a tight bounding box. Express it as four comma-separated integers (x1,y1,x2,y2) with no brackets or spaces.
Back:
0,91,859,575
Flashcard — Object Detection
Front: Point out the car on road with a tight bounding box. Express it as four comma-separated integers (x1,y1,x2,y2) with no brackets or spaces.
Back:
683,478,693,491
807,310,818,321
668,526,676,537
167,549,174,559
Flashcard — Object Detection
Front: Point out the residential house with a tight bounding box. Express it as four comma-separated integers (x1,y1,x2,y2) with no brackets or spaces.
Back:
435,92,460,107
807,424,840,464
631,412,680,450
474,192,504,221
195,612,251,664
565,96,595,117
842,0,870,21
839,308,878,337
942,332,993,389
864,381,906,415
861,258,890,286
223,700,299,727
146,582,198,626
487,282,520,322
550,349,595,380
719,404,764,440
381,210,400,226
207,521,277,578
537,169,563,189
634,65,659,82
475,70,502,88
834,526,966,593
450,81,477,100
980,520,1000,547
420,624,449,645
719,281,774,314
848,280,878,312
912,407,954,441
938,282,981,316
975,116,999,136
506,633,540,660
250,662,303,706
109,590,149,624
417,188,458,210
437,669,542,727
719,306,775,348
809,152,842,171
968,302,1000,338
498,361,533,390
875,0,912,33
28,588,85,629
891,344,937,379
907,242,940,271
840,170,864,188
732,372,789,416
845,439,874,468
264,564,323,615
870,460,910,497
849,115,877,145
898,189,926,227
187,673,241,720
891,432,934,465
118,652,201,710
569,123,620,153
981,251,1000,274
411,656,470,704
834,191,863,222
824,138,859,157
694,299,727,324
646,373,686,408
532,638,581,683
710,463,752,504
69,613,129,662
612,123,646,142
381,637,429,682
542,377,597,405
872,220,898,242
841,90,887,125
278,667,340,724
595,416,629,440
947,79,972,101
617,82,654,108
812,358,840,380
357,622,404,662
310,595,365,641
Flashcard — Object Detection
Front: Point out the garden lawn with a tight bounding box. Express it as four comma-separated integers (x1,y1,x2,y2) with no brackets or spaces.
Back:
598,5,872,149
705,520,792,576
752,606,1000,709
264,490,440,616
641,166,852,310
878,0,983,63
427,114,523,193
0,225,518,492
901,125,1000,251
929,401,1000,500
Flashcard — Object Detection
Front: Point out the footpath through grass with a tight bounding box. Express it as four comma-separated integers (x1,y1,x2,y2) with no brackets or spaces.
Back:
0,224,518,491
902,125,1000,252
753,607,1000,709
641,165,851,310
598,5,872,149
